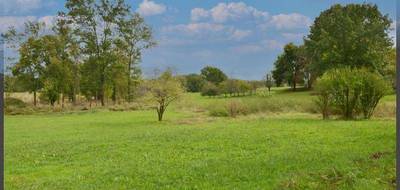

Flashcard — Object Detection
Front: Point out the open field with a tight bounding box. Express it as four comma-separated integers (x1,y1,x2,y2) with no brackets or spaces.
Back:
5,88,396,189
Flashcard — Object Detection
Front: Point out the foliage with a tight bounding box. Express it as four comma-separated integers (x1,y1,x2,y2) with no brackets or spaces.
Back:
305,3,393,77
200,66,227,85
315,68,390,119
183,73,206,92
201,82,220,97
271,43,307,90
147,70,184,121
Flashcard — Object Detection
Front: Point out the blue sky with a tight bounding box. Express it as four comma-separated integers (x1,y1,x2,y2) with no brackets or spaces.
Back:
1,0,396,79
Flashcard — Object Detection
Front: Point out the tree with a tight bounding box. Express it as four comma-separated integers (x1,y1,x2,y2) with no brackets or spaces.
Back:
117,13,155,102
184,74,206,92
305,3,393,77
200,66,227,85
2,21,47,106
272,55,285,87
271,43,306,91
148,70,184,121
265,73,273,93
65,0,131,106
52,13,81,105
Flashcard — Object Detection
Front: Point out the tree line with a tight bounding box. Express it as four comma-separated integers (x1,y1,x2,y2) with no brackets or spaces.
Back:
177,66,266,97
3,0,155,107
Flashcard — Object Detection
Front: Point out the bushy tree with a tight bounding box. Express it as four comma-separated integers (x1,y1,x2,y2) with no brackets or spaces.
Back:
201,66,227,85
315,68,390,119
201,82,220,97
184,74,206,92
305,3,393,77
271,43,307,91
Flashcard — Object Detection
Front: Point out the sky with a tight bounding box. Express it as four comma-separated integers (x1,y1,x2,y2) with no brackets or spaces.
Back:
0,0,396,79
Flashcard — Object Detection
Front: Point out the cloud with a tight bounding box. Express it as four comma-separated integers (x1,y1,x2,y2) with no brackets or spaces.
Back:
190,2,269,23
137,0,166,16
263,39,284,50
2,0,41,14
231,39,284,54
281,32,305,41
162,22,225,35
0,15,56,33
230,29,252,40
191,8,209,22
269,13,312,30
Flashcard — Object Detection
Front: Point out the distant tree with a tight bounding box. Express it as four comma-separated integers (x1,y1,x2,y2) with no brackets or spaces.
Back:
272,55,285,87
148,70,184,121
184,73,206,92
237,80,251,96
200,66,227,85
305,3,393,77
271,43,306,91
265,73,273,93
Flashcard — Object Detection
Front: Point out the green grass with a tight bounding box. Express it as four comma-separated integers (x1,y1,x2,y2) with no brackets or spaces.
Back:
5,88,396,189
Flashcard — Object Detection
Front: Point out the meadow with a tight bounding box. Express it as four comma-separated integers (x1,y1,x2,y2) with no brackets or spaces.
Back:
4,88,396,189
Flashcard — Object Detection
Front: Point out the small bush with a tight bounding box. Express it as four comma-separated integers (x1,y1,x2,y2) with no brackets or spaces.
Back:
201,82,220,97
5,97,27,108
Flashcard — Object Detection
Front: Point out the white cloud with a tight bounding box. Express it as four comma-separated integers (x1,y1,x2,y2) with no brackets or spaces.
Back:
281,32,305,41
190,2,269,23
0,15,56,33
230,29,252,40
263,39,284,50
191,8,209,22
2,0,41,14
231,39,284,54
269,13,311,30
162,22,225,35
137,0,166,16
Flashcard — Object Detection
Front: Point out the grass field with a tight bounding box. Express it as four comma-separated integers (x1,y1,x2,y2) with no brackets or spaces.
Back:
5,89,396,189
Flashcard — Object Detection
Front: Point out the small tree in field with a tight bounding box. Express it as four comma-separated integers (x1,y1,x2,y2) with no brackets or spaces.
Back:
265,74,273,94
148,70,184,121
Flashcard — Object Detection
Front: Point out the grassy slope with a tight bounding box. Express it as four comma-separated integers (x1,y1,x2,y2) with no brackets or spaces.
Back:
5,89,396,189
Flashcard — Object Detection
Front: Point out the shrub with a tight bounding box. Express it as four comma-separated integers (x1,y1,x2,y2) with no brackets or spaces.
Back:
226,100,249,117
359,71,391,119
315,68,389,119
5,97,27,108
201,82,220,97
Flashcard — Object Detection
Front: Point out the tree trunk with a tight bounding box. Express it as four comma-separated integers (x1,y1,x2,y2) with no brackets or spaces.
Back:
33,90,37,107
62,93,65,108
157,102,166,121
127,61,132,103
292,72,297,91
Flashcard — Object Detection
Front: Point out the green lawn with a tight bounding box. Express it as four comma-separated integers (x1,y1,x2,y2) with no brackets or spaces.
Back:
5,89,396,189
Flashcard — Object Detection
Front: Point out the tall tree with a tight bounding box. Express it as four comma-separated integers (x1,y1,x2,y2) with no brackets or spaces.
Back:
2,21,47,106
65,0,130,106
117,13,155,102
305,3,393,77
